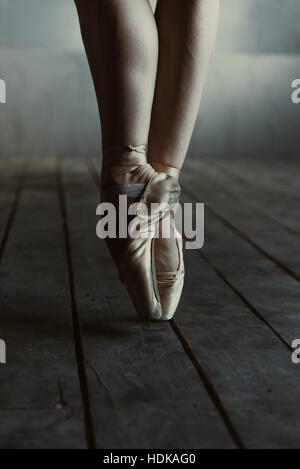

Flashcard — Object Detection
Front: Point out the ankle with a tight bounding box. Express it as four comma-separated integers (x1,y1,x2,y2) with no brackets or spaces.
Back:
101,151,142,187
101,144,153,188
150,162,181,180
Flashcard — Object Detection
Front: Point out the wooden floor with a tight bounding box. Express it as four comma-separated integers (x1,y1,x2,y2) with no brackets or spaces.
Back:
0,156,300,449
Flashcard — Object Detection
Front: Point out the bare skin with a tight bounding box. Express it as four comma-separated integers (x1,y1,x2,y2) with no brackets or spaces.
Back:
75,0,219,272
74,0,158,158
149,0,219,271
148,0,220,170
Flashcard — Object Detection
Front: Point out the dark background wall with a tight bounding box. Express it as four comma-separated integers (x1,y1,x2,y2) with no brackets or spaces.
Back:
0,0,299,160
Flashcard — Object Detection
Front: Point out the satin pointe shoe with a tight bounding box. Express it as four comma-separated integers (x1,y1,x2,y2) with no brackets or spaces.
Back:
101,144,181,321
150,162,185,321
156,209,185,321
101,144,155,266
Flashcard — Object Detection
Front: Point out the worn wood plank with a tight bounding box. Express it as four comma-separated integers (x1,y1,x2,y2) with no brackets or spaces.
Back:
195,158,300,235
206,157,300,203
182,160,300,343
181,160,300,343
0,158,25,251
174,244,300,449
180,186,300,345
0,409,83,449
182,161,300,283
171,164,300,447
61,159,236,449
0,158,85,448
274,161,300,176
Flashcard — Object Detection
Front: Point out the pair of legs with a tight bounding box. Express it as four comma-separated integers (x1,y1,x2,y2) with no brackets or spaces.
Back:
75,0,219,168
75,0,219,270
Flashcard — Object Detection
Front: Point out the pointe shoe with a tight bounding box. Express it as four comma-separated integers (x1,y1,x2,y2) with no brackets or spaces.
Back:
150,162,184,321
101,145,181,321
101,144,155,266
156,211,185,321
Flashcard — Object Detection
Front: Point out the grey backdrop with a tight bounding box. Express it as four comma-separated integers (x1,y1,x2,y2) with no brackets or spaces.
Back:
0,0,299,160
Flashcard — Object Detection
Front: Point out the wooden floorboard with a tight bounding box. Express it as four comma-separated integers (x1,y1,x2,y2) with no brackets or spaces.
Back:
0,158,86,449
180,163,300,345
61,159,236,449
0,158,26,257
0,156,299,448
175,246,300,449
196,157,300,236
0,409,83,449
176,161,300,447
183,161,300,283
207,158,300,198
